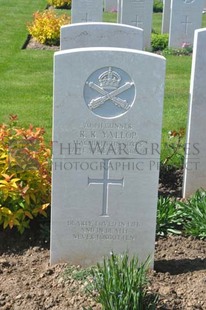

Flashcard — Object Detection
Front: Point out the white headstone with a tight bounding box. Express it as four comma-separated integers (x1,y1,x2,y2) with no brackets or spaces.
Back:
120,0,153,49
183,28,206,198
169,0,204,48
71,0,103,24
104,0,117,12
204,0,206,11
117,0,122,23
51,47,166,267
162,0,171,34
60,23,143,50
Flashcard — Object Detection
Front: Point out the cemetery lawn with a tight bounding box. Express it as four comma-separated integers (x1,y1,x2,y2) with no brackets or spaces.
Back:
1,2,206,147
0,3,206,309
0,0,53,138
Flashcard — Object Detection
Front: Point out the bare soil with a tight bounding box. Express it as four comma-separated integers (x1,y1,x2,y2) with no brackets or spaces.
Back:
23,36,59,51
0,231,205,310
0,169,206,309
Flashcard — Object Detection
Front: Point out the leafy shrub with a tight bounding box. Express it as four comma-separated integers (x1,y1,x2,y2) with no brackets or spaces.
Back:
48,0,72,9
90,252,158,310
178,189,206,239
157,189,206,239
27,9,70,45
163,44,193,56
181,42,193,53
156,197,182,236
151,33,169,51
153,0,163,12
0,115,51,233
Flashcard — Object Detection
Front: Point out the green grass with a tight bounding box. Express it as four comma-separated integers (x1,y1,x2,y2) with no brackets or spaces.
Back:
0,0,53,138
152,12,162,33
0,4,205,162
63,253,157,310
161,54,192,160
90,253,157,310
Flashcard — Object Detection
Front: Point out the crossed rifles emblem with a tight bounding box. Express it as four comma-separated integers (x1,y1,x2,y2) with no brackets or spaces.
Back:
86,68,134,111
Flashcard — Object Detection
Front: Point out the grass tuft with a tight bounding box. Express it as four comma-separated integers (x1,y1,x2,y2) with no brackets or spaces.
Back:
89,253,158,310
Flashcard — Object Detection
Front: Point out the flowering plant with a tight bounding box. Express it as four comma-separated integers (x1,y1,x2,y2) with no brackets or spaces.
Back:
27,9,70,45
0,115,51,233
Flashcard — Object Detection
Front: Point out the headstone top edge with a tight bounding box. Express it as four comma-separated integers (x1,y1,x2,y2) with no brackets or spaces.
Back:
61,22,143,32
54,47,166,61
194,27,206,34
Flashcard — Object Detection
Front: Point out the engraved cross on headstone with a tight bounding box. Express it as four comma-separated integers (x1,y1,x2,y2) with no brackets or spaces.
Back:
88,159,124,217
181,15,192,35
81,13,92,22
131,15,143,27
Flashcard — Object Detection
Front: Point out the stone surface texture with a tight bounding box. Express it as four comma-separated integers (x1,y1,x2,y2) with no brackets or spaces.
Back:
71,0,103,23
60,23,143,50
117,0,122,23
162,0,171,34
183,28,206,197
51,47,165,266
120,0,153,48
169,0,204,48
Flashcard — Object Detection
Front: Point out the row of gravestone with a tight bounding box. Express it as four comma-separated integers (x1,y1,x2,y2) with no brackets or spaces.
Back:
71,0,206,50
71,0,153,49
162,0,206,48
50,9,206,268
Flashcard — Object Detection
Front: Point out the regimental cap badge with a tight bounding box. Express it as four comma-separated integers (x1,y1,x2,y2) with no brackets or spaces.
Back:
84,66,136,119
98,67,121,90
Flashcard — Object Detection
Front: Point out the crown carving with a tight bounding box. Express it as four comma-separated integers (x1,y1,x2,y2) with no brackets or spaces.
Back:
98,67,121,90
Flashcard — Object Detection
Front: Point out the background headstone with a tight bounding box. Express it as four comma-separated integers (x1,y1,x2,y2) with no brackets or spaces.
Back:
51,47,166,266
169,0,204,48
60,23,143,50
183,28,206,198
162,0,171,34
71,0,103,23
104,0,117,12
117,0,122,23
120,0,153,49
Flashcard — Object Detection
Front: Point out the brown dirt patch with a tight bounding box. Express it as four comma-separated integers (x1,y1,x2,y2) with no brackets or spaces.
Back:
159,165,183,198
23,36,59,51
0,231,205,310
